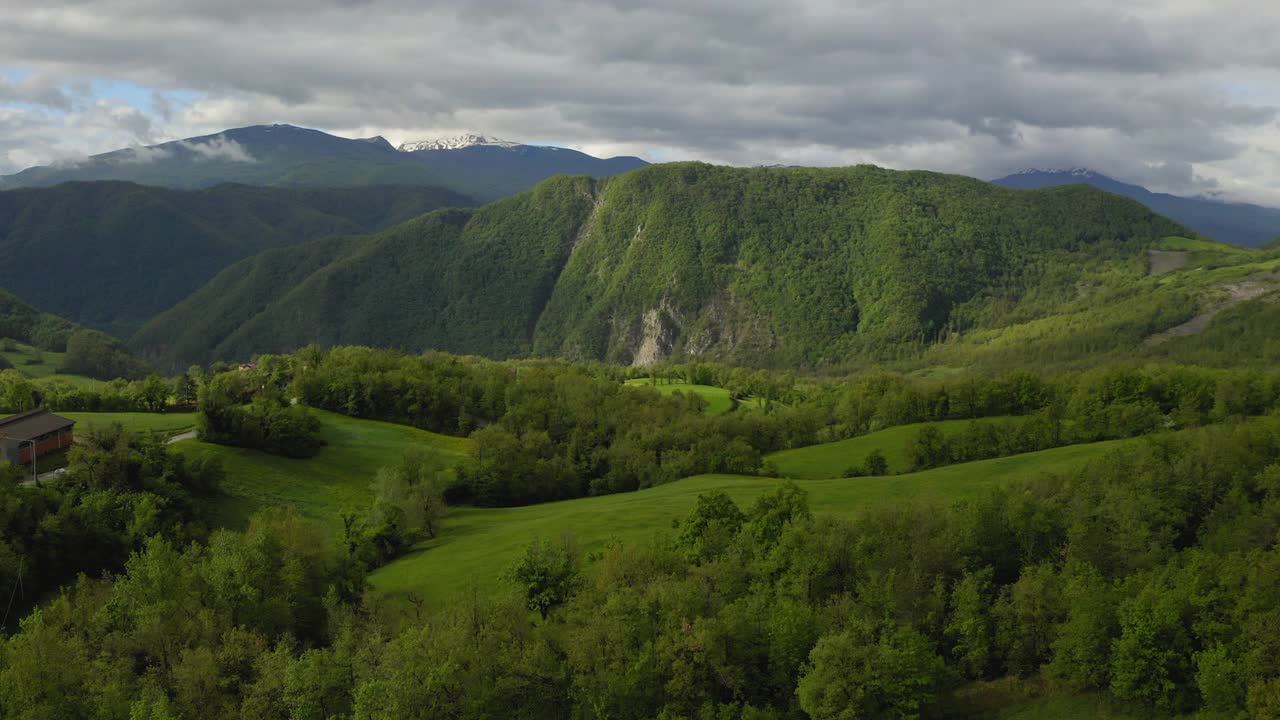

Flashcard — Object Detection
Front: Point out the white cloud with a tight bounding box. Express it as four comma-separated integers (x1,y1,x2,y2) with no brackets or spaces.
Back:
178,136,255,162
113,144,173,164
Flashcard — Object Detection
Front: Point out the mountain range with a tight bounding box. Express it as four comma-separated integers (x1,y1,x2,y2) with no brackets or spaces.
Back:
0,124,649,203
992,168,1280,247
2,123,1280,373
0,182,473,337
130,163,1194,369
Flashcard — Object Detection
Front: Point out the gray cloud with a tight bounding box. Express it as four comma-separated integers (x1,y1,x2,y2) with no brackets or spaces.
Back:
1,0,1279,202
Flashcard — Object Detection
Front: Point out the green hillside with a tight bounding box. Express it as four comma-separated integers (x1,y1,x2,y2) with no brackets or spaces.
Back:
623,379,736,415
0,287,154,380
172,409,471,530
368,437,1128,605
133,163,1192,367
0,181,473,338
61,412,198,436
767,418,1002,478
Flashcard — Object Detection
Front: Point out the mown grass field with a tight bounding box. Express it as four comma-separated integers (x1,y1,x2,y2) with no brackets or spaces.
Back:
767,418,1010,478
172,410,471,531
623,379,736,415
368,436,1129,606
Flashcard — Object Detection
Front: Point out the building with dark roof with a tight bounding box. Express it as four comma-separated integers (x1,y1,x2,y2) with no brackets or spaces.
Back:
0,409,75,466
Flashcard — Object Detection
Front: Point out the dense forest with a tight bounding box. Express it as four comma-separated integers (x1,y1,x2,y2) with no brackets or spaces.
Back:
130,163,1190,367
0,181,473,336
3,379,1279,718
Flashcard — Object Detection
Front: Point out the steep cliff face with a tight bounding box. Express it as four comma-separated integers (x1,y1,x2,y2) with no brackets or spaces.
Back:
134,163,1189,367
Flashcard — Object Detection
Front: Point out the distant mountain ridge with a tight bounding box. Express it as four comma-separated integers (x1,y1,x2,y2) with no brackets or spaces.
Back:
992,168,1280,247
0,124,649,202
0,181,472,337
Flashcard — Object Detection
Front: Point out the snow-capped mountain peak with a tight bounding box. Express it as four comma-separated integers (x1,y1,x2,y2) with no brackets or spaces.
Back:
397,134,522,152
1012,167,1102,178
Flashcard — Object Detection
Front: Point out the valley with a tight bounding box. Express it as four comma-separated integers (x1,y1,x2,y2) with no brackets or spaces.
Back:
9,3,1280,717
1,155,1279,720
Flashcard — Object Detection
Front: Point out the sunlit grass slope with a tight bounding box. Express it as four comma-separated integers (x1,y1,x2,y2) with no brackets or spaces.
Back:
369,437,1129,605
62,412,197,436
767,418,1007,478
623,379,736,415
172,409,471,531
0,340,105,388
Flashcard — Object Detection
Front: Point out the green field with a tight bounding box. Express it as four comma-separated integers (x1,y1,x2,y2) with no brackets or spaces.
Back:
767,418,1006,478
1155,235,1244,254
62,412,197,436
623,379,736,415
368,437,1129,606
173,410,471,531
0,341,105,388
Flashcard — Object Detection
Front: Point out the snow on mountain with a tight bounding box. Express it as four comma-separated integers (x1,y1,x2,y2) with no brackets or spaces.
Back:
398,134,523,152
1010,167,1100,178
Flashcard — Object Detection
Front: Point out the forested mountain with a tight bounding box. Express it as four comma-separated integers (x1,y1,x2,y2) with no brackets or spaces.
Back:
0,181,472,337
0,287,152,379
132,163,1192,368
992,168,1280,247
0,288,79,353
0,124,648,202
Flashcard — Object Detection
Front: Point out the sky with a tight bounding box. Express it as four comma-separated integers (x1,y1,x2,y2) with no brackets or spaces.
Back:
2,0,1280,204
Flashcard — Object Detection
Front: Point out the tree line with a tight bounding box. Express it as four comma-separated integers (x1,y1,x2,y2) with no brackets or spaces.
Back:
202,348,1280,505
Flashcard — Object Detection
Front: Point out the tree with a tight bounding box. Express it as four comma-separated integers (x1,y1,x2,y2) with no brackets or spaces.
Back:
863,449,889,476
945,568,995,680
175,367,201,407
371,447,448,541
1047,561,1116,690
1110,596,1194,712
904,426,950,471
994,564,1065,677
138,374,171,413
797,625,945,720
748,481,810,548
507,537,579,620
677,491,746,561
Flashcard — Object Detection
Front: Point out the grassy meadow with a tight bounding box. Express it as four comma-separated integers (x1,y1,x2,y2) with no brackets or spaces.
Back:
173,409,471,531
368,436,1130,606
767,418,1008,478
62,411,197,436
623,379,736,415
0,340,106,388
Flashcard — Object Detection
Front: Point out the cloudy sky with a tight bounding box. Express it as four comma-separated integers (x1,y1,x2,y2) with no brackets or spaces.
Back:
3,0,1280,203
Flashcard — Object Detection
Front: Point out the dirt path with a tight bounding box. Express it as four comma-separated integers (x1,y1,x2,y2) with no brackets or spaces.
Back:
1148,249,1189,275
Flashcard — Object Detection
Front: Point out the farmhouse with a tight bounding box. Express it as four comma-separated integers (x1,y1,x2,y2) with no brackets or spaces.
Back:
0,409,76,466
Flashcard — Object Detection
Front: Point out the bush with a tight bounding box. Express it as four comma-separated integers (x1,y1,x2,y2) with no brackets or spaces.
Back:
197,372,322,458
60,330,152,381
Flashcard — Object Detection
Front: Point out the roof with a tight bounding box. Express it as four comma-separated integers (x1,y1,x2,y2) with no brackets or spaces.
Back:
0,408,76,441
